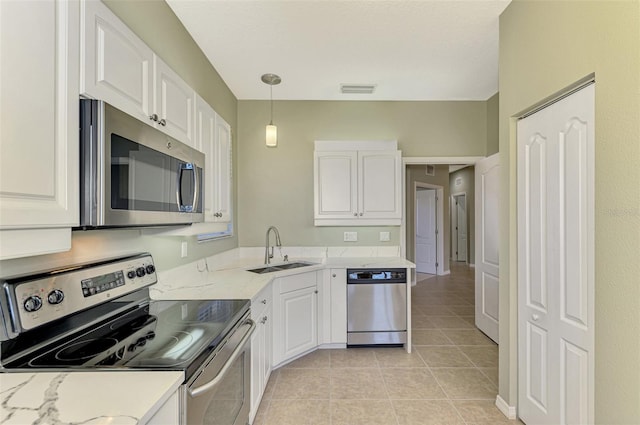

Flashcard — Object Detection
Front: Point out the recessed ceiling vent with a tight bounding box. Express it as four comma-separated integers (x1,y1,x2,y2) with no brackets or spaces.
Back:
340,84,376,94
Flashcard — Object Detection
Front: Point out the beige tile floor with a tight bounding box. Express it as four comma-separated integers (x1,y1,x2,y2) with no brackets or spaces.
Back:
253,262,522,425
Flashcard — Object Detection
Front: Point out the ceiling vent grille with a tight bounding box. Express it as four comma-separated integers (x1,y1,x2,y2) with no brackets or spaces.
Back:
340,84,376,94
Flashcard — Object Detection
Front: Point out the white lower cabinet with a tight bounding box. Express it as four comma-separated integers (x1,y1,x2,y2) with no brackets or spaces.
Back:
250,285,273,422
272,272,318,367
146,388,180,425
329,269,347,344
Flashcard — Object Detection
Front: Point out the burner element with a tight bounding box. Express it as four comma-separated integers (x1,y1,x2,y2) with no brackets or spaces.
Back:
55,338,118,362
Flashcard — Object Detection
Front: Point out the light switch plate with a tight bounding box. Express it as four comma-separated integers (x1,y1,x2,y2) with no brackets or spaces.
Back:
379,231,390,242
344,231,358,242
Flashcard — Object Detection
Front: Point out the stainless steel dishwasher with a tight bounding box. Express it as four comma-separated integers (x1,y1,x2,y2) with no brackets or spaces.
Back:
346,268,407,346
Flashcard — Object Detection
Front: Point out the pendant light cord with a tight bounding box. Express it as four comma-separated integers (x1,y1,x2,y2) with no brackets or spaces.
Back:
270,84,274,125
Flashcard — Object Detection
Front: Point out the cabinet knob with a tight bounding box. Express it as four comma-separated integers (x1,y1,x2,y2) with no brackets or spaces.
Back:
359,212,363,216
532,314,540,321
261,299,267,304
353,213,358,217
314,290,318,294
149,114,158,122
332,274,336,278
158,118,166,126
260,316,268,324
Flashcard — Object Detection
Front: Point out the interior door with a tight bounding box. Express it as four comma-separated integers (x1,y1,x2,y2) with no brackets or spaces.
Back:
474,153,500,343
452,194,467,261
517,84,594,425
415,189,437,274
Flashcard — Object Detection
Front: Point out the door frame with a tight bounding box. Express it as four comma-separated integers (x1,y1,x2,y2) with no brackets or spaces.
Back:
414,182,443,275
401,157,485,277
450,191,468,263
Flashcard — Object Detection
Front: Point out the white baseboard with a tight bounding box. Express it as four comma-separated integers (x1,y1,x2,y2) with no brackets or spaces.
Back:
439,269,451,276
469,263,475,268
495,395,517,420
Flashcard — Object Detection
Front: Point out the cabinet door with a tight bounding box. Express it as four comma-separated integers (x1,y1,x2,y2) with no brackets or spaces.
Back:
153,55,195,147
81,0,153,124
195,96,217,221
0,0,79,259
330,269,347,344
314,151,358,219
261,303,273,389
213,114,232,222
280,286,318,361
359,150,401,219
146,389,180,425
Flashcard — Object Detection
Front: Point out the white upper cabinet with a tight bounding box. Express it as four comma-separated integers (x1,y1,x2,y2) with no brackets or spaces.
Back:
0,0,79,260
195,96,232,224
213,114,232,223
81,0,152,123
153,56,195,147
81,0,194,147
314,141,401,226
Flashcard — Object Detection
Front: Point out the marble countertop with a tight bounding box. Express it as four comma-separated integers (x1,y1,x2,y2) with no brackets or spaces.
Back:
150,255,415,302
0,370,183,425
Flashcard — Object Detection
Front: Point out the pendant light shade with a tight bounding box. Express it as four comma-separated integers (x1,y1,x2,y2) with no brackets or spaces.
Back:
261,73,281,148
266,123,277,147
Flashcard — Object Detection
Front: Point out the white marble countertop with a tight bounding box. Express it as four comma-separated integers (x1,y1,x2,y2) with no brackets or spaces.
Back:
150,254,415,301
0,370,183,425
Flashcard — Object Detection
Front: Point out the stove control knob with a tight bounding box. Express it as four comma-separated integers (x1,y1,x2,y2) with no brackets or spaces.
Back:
135,267,146,277
145,264,156,275
127,270,136,279
24,295,42,312
47,289,64,305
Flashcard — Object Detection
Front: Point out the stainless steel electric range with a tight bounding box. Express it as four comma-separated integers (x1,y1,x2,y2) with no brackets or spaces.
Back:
0,253,254,425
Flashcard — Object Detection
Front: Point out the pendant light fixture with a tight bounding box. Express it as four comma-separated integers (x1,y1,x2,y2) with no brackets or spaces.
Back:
261,73,281,147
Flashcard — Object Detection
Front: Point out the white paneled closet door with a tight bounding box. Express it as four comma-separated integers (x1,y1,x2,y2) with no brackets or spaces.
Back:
517,84,594,425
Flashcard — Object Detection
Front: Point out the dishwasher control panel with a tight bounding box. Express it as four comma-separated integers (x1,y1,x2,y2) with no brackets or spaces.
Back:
346,268,407,284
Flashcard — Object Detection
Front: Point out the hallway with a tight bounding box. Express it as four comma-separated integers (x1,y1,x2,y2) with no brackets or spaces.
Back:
253,263,519,424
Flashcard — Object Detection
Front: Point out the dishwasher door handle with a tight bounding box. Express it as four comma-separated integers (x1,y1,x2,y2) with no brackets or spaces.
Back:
188,318,256,398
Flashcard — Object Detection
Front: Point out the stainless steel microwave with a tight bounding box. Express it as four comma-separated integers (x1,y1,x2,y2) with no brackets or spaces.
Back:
79,100,204,228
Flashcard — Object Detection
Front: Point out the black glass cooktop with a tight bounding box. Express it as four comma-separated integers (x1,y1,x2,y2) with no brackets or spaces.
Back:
5,299,249,380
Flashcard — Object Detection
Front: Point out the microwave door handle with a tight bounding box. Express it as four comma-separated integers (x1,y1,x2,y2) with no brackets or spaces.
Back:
191,163,198,213
187,319,256,398
176,163,196,212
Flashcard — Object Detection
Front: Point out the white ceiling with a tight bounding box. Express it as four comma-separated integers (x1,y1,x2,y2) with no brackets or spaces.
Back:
166,0,511,101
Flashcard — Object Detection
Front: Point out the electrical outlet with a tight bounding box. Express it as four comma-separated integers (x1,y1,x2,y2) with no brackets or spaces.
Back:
181,241,188,258
344,231,358,242
379,231,390,242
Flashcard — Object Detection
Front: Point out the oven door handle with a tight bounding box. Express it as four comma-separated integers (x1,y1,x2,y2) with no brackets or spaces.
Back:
187,318,256,398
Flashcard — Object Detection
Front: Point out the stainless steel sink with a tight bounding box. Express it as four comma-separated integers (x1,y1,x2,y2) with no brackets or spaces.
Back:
247,262,316,274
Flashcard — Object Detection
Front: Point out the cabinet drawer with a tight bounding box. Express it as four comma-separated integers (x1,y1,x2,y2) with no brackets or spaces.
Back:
251,284,272,319
278,271,317,294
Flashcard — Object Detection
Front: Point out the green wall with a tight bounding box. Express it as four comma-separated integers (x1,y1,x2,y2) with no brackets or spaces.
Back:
499,0,640,422
486,93,499,155
237,100,489,247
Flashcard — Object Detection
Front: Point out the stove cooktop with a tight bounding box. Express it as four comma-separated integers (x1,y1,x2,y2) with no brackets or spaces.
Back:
3,298,250,379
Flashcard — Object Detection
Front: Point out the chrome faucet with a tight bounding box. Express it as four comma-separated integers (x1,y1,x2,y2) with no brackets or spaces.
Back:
264,226,282,264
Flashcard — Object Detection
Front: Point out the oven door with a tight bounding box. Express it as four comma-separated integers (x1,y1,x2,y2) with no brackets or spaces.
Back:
185,316,255,425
